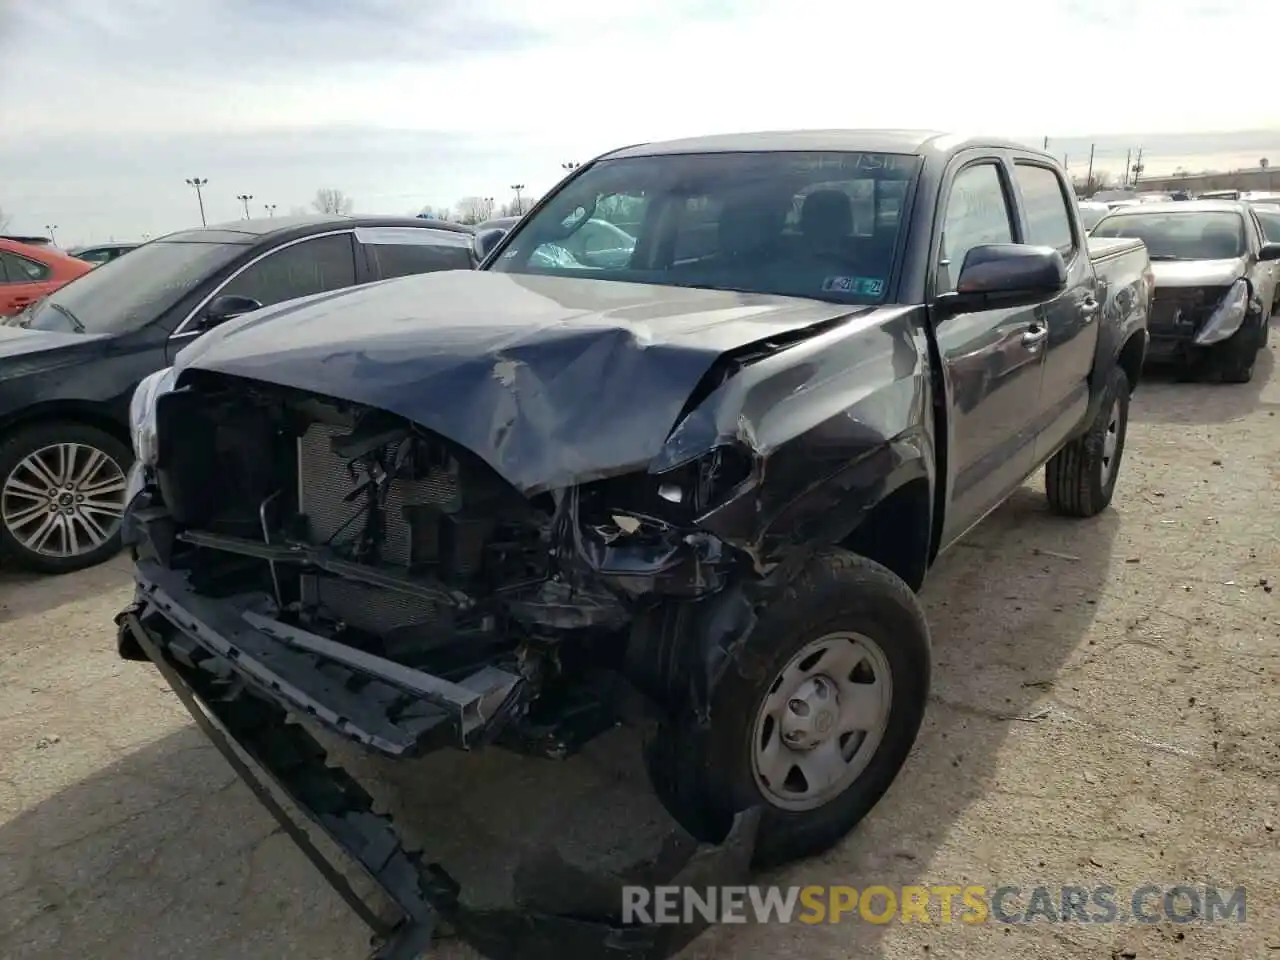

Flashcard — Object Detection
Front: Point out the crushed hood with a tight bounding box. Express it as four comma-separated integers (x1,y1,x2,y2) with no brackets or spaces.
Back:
175,271,869,493
1151,257,1246,288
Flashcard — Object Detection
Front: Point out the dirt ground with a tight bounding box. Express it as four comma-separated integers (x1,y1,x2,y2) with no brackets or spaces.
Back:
1,345,1277,960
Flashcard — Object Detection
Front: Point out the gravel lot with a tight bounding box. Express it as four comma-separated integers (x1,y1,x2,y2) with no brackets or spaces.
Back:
1,344,1277,960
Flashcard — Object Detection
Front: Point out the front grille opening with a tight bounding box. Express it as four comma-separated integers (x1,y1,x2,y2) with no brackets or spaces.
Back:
154,374,559,650
1149,285,1228,334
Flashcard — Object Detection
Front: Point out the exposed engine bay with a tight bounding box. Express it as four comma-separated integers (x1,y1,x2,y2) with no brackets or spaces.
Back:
130,369,761,755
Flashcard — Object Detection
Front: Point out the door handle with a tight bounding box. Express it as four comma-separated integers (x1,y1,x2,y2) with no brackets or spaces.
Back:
1021,325,1049,348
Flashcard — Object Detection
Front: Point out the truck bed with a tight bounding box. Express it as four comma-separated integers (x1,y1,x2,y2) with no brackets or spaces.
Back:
1087,235,1146,263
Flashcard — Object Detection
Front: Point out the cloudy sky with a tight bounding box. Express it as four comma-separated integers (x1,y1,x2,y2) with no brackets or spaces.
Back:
1,0,1275,244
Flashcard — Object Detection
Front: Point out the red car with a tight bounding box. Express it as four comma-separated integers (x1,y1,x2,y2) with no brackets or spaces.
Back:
0,238,93,317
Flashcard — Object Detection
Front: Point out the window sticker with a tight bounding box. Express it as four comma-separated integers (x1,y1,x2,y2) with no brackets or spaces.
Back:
822,276,884,296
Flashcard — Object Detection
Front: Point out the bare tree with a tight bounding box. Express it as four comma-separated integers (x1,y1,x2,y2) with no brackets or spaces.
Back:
418,205,454,221
453,197,491,225
312,188,354,216
0,206,11,231
1072,170,1117,196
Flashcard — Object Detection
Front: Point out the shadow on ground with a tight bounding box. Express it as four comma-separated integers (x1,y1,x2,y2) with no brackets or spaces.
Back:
0,552,130,625
0,723,377,960
0,484,1121,960
1131,340,1276,426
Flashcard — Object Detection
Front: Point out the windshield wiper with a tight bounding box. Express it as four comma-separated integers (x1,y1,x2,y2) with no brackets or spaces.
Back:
47,302,85,332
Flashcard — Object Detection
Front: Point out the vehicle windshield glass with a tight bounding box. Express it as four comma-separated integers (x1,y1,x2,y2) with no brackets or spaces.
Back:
486,150,922,304
1078,205,1109,230
20,238,245,334
1090,210,1246,260
1253,207,1280,243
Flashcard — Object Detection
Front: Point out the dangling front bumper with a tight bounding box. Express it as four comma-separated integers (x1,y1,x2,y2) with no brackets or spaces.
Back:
116,562,761,960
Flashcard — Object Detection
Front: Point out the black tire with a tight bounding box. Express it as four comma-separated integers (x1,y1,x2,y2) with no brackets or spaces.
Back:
1044,364,1130,518
1209,322,1263,383
643,549,931,868
0,421,133,574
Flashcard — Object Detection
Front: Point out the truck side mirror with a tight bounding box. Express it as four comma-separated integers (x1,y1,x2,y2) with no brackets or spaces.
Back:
1257,242,1280,262
935,244,1067,317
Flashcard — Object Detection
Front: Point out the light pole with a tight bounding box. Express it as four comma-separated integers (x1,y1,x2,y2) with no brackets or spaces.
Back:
264,203,277,217
44,224,58,245
236,194,254,219
185,177,209,227
562,161,580,173
510,183,525,215
483,197,495,219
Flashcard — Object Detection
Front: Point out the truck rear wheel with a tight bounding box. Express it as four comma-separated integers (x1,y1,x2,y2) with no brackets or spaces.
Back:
1045,364,1130,518
643,550,931,868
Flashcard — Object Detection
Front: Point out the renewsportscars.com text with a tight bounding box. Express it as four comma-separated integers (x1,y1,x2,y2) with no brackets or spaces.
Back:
621,884,1247,925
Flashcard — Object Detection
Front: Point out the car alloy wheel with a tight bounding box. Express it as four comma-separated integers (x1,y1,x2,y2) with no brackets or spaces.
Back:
1,441,128,559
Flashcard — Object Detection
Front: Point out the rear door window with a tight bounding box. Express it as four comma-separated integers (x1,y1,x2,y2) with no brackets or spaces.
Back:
356,226,475,280
1013,162,1075,255
0,251,52,283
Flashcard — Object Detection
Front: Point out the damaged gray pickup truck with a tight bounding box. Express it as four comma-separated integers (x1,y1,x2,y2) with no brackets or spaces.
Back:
116,130,1152,959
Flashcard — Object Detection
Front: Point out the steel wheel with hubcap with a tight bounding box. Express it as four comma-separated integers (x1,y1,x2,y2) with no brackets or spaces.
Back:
644,549,931,868
751,632,893,812
1098,397,1122,491
0,423,133,573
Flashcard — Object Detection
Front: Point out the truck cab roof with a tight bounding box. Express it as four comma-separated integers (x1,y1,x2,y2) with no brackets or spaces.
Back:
604,129,1052,163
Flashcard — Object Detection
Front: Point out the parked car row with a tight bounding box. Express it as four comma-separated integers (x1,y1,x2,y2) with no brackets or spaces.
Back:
0,214,478,572
1089,199,1279,382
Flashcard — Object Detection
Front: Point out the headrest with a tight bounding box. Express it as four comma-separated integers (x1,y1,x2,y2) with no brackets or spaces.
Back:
800,189,853,241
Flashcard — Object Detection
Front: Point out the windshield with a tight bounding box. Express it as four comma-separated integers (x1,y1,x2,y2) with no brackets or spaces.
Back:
20,238,246,334
1090,210,1246,260
1253,207,1280,243
487,150,921,304
1078,205,1109,230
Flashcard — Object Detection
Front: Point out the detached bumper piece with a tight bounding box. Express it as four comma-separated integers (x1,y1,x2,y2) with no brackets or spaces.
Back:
118,567,761,960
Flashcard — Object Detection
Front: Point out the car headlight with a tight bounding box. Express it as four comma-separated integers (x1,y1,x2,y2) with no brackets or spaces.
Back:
1194,279,1250,346
129,367,177,464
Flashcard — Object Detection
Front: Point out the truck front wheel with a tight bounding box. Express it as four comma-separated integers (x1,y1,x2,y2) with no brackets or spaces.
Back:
643,550,931,868
1044,364,1130,518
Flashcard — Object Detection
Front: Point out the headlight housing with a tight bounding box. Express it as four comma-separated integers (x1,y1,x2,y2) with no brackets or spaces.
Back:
129,366,177,465
1194,279,1250,346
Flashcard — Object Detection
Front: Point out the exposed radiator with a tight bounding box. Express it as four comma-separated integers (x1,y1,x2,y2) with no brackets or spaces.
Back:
296,422,457,635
